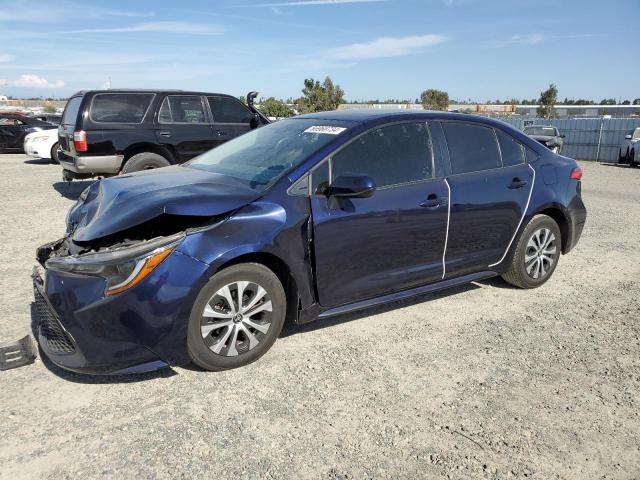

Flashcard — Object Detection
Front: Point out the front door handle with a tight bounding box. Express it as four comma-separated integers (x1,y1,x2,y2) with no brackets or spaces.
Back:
216,131,228,137
420,194,446,209
508,178,528,189
159,131,171,137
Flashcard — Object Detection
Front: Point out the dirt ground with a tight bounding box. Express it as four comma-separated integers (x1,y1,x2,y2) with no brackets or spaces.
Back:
0,154,638,480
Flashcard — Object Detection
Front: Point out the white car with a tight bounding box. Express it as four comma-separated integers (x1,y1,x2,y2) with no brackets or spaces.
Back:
23,128,59,163
619,127,640,163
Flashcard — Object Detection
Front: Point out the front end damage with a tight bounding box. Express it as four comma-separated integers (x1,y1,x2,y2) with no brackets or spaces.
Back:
32,166,261,374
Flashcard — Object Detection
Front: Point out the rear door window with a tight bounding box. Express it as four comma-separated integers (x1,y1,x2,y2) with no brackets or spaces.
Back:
158,95,207,123
208,96,253,124
62,96,83,126
496,129,525,167
442,122,502,174
331,122,433,188
90,93,153,123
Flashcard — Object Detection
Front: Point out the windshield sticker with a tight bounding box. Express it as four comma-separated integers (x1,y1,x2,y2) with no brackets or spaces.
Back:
303,126,347,135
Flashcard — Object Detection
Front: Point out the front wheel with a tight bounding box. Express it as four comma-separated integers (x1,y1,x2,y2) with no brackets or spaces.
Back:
187,263,286,371
50,142,60,164
501,214,561,289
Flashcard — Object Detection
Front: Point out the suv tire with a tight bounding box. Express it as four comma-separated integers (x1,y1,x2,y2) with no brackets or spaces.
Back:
501,214,561,289
187,263,286,371
121,152,170,174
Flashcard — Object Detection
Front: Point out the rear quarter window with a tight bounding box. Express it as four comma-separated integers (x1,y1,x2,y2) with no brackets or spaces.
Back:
90,93,154,123
62,96,83,126
496,129,525,167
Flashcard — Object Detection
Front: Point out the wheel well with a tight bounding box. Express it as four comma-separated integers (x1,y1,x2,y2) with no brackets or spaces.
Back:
538,208,569,253
123,144,176,166
218,252,300,322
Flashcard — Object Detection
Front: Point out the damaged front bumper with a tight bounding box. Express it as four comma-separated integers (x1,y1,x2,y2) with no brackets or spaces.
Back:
32,237,210,375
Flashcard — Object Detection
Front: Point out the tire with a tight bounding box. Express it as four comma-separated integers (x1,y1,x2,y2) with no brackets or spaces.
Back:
187,263,286,371
630,150,637,167
501,214,561,289
50,142,59,164
121,152,170,174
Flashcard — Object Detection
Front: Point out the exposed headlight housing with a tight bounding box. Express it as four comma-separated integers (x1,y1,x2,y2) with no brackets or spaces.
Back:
46,233,184,296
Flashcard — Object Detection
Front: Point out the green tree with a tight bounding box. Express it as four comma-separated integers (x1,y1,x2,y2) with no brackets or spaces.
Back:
238,95,246,105
296,76,345,113
537,83,558,118
420,89,449,111
259,97,294,118
621,100,631,105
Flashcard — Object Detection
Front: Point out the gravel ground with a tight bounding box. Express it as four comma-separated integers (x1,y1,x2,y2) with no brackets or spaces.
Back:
0,154,639,480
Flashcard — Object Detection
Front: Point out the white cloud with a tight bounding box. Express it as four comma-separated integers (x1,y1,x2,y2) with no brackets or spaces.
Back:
324,34,448,60
0,74,64,88
69,21,224,35
251,0,388,6
510,33,545,45
0,53,15,62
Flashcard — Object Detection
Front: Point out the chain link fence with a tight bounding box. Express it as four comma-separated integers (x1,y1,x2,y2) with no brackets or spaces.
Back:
499,117,640,162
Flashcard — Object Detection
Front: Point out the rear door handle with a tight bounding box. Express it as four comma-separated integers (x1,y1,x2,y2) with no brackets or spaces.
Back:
159,131,171,137
420,194,447,209
508,178,528,189
216,131,228,137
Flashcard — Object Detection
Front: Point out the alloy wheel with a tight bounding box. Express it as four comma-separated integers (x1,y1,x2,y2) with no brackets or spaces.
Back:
200,281,273,357
524,228,557,280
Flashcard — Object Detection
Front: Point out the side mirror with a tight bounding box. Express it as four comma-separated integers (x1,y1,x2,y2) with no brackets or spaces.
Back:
560,134,566,138
625,134,632,139
329,174,375,198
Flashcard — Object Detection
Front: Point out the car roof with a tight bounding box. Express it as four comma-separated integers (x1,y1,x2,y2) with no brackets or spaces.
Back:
293,109,519,129
69,89,238,97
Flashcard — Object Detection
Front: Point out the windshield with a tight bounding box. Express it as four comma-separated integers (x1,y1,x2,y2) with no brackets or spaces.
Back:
524,126,557,136
187,119,352,191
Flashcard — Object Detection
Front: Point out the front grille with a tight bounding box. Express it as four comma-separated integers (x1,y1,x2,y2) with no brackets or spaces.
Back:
34,288,75,354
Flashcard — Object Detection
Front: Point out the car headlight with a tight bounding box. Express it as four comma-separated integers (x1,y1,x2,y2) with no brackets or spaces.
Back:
46,233,184,296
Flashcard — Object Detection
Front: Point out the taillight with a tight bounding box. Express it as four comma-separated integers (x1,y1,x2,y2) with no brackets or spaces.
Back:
73,130,87,152
570,167,583,180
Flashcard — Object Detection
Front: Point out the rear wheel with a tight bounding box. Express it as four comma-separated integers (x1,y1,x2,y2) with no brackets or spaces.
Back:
187,263,286,371
121,152,170,174
501,214,561,289
50,142,59,164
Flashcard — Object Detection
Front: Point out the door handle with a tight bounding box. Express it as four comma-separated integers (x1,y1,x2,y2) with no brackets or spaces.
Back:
419,194,446,209
508,178,528,189
159,131,171,137
216,131,228,137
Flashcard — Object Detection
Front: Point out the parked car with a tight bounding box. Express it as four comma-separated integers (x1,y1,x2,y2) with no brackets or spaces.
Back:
618,127,640,164
523,125,565,154
0,113,57,152
34,114,62,125
34,110,586,374
57,89,269,180
24,128,60,162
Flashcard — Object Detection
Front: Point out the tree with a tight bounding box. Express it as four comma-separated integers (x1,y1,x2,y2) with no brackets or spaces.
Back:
238,95,246,105
420,89,449,111
296,76,345,113
633,98,640,105
259,97,294,118
537,83,558,118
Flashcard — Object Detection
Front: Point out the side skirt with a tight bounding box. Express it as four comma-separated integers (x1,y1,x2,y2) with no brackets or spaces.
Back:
313,271,497,320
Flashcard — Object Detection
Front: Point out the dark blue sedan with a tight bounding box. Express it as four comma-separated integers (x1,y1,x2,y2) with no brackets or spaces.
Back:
33,110,586,374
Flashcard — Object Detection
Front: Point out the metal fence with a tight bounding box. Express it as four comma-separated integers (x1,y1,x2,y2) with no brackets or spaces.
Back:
499,117,640,162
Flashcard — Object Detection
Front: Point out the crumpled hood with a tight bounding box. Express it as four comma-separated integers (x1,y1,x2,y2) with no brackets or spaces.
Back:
68,165,262,242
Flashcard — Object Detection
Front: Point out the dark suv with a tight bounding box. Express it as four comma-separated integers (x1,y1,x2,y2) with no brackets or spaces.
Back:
58,89,269,180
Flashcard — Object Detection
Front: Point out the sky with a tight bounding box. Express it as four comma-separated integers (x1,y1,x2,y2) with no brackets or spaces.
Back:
1,0,639,102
